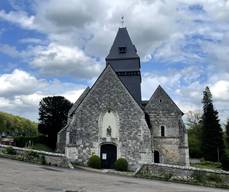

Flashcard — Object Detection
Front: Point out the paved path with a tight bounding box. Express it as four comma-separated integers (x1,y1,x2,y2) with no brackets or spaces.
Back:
0,158,228,192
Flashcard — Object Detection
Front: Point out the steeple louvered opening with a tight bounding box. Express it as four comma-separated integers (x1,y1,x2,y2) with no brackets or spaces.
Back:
119,47,127,54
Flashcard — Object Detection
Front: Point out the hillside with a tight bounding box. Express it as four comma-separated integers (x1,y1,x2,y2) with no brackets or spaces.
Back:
0,112,37,137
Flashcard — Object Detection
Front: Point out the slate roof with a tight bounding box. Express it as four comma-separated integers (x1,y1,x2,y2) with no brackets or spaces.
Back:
106,27,139,60
68,87,90,117
145,85,183,115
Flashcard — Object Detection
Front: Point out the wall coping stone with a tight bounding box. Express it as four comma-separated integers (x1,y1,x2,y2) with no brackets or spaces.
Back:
141,163,229,175
0,144,65,157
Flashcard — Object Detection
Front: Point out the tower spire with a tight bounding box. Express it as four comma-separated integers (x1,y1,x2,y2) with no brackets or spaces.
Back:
105,27,142,105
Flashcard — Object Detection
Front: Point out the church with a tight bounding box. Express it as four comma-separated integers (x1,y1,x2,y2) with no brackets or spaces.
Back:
57,27,189,170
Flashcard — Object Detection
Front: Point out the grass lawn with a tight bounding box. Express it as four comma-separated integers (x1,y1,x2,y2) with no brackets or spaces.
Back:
191,161,222,170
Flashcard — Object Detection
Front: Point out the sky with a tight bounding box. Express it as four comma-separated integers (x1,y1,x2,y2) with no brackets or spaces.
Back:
0,0,228,124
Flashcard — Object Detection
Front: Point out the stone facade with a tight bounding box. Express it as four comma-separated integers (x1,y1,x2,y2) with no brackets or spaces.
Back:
59,66,152,170
57,27,189,170
145,86,189,166
0,144,69,168
136,163,229,186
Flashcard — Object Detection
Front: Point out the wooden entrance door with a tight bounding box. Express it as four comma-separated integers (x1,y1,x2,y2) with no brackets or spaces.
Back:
100,144,117,169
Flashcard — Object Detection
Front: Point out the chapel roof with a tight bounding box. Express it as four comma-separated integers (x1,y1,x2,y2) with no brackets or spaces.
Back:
145,85,183,115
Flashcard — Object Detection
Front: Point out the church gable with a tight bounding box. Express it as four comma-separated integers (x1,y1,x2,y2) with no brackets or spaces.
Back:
145,85,183,115
64,65,152,168
69,65,143,120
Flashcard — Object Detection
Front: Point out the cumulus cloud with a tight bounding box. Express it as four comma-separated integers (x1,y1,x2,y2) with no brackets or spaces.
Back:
205,32,229,72
211,80,229,102
0,0,229,122
31,43,103,78
0,10,36,29
0,69,86,121
0,69,46,97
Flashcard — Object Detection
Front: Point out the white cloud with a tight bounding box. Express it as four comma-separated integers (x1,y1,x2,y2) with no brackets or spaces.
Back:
0,0,228,123
0,44,22,58
211,80,229,101
61,90,85,103
142,68,229,123
0,10,36,29
0,69,86,121
0,69,46,97
31,43,103,78
19,38,44,44
205,32,229,72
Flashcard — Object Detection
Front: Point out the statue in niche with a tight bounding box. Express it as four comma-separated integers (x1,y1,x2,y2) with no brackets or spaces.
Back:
107,126,112,137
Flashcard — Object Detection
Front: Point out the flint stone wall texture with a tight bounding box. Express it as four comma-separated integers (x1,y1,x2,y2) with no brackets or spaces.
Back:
57,127,67,153
136,163,229,186
0,144,68,167
63,66,152,170
145,86,189,166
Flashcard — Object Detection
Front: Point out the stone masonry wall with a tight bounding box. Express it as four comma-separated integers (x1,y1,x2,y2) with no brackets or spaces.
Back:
136,163,229,186
144,85,189,166
64,66,152,170
57,126,67,153
148,111,188,165
0,144,68,167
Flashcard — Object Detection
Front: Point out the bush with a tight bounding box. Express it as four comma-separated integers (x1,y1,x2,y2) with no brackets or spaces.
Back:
14,136,28,147
191,171,207,183
221,153,229,171
30,143,53,152
207,174,222,183
41,155,46,165
87,155,101,169
114,158,128,171
14,135,48,148
4,146,16,155
23,150,40,161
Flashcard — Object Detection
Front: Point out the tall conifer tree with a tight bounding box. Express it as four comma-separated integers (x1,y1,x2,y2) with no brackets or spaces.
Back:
201,87,224,162
226,119,229,145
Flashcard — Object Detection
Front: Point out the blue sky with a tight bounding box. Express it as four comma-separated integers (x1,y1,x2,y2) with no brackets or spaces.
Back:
0,0,228,124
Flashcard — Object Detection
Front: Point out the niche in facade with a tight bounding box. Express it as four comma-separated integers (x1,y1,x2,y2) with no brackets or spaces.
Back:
99,111,119,138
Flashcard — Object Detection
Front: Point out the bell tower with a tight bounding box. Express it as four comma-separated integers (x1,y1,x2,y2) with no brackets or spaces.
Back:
105,27,142,105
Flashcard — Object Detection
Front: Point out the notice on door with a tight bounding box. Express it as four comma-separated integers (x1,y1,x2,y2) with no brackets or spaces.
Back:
102,153,107,160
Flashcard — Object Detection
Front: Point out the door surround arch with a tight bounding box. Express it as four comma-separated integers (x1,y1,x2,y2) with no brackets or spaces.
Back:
100,143,117,169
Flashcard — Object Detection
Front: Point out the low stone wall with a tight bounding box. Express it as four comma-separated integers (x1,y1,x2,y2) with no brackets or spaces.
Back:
0,144,69,167
136,163,229,187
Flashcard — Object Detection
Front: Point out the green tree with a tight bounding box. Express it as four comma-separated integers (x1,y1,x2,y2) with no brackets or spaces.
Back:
201,87,224,162
38,96,72,149
0,112,37,137
225,119,229,145
188,123,203,158
186,111,203,158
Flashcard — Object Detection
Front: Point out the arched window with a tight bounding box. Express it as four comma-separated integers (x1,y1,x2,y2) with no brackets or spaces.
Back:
154,150,160,163
161,126,165,137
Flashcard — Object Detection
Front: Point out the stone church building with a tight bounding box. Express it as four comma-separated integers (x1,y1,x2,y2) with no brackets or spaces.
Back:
57,27,189,170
